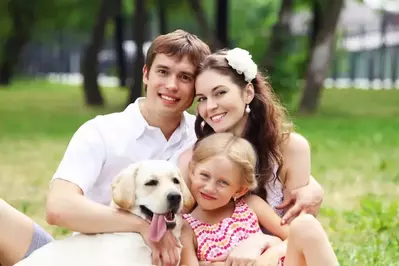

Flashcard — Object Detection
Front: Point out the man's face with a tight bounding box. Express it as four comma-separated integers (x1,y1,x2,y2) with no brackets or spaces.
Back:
143,54,196,118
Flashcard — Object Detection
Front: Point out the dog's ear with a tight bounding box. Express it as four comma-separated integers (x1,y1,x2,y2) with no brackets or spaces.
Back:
179,174,195,214
111,162,141,210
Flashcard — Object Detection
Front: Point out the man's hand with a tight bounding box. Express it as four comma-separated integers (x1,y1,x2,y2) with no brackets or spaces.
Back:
140,222,180,266
207,233,281,266
276,178,324,225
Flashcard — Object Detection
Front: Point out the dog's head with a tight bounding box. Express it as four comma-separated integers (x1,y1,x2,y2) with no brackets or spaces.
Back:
111,160,194,242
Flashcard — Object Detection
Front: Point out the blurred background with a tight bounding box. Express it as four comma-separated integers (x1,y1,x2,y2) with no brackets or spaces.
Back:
0,0,398,265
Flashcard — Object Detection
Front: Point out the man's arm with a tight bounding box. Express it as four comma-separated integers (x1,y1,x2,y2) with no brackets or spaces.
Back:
46,179,147,234
45,121,148,234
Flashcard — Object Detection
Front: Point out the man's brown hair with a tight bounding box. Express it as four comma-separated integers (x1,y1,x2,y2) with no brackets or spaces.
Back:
145,29,211,75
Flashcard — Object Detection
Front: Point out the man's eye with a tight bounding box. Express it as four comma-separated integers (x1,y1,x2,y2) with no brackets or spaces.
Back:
181,75,192,82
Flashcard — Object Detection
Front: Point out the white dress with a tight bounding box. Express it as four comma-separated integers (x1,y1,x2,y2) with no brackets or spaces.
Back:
264,165,285,217
265,178,285,217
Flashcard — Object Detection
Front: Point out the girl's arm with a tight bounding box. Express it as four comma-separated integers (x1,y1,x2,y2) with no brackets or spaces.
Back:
245,195,289,240
179,221,200,266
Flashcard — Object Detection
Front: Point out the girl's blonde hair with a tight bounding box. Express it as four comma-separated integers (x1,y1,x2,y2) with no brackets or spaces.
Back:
190,132,258,190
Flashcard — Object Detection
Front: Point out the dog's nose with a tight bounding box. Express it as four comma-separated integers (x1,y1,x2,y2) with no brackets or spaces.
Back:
167,193,181,207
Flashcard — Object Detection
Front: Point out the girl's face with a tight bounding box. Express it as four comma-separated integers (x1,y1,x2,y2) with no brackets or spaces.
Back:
195,70,254,136
190,155,248,211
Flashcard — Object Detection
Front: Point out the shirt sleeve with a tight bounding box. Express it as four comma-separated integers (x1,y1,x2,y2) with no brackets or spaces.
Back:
51,120,106,194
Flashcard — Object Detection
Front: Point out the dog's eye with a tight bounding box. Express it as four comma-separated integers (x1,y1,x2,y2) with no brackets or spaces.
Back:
172,178,180,184
145,180,158,186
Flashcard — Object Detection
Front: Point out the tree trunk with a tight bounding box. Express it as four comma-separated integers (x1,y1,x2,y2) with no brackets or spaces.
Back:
127,0,146,104
187,0,218,50
158,0,167,34
215,0,229,49
114,0,127,88
301,0,323,77
298,0,344,114
81,0,114,106
0,1,36,86
262,0,294,75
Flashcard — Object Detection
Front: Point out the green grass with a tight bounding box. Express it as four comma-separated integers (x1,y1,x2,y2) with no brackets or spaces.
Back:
1,79,398,265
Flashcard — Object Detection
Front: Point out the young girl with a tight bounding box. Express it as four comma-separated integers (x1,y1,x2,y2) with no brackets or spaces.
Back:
179,133,339,266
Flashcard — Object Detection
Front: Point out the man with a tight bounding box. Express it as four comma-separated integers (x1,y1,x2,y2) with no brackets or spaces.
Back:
0,29,210,266
0,29,323,266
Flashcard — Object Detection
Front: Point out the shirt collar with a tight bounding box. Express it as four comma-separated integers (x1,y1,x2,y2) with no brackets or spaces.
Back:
124,97,192,141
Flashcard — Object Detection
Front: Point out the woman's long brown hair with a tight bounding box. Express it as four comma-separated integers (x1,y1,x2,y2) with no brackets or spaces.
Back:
194,49,292,199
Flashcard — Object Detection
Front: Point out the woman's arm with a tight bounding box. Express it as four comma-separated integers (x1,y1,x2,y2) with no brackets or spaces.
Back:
179,221,200,266
245,195,289,240
277,133,314,224
277,175,324,223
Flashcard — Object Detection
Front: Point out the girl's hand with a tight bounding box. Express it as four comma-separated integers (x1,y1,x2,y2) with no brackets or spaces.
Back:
207,233,281,265
257,241,287,266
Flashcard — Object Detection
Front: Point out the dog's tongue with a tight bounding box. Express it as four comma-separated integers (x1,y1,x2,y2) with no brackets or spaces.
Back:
149,214,167,242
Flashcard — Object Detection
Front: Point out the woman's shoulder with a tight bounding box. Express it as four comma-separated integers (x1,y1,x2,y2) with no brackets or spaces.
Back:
281,132,310,156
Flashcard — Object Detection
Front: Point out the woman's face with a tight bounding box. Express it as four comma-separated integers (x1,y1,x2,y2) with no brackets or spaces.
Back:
195,70,254,135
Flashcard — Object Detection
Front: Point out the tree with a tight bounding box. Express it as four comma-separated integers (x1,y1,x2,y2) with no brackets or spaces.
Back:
114,0,127,88
263,0,294,75
81,0,116,106
128,0,146,104
0,0,38,85
187,0,218,50
215,0,229,49
262,0,295,102
157,0,168,34
298,0,344,113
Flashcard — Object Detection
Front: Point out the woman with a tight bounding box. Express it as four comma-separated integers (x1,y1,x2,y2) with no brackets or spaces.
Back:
178,48,335,265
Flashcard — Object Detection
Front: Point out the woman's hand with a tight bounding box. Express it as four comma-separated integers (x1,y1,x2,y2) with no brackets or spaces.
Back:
207,233,282,265
276,176,324,225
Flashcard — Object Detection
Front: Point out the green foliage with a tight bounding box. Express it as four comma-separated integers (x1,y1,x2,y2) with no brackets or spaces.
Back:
322,197,399,266
229,0,279,62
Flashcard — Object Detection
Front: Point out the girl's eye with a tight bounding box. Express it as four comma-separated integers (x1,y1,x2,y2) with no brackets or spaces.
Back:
200,173,209,179
218,180,229,186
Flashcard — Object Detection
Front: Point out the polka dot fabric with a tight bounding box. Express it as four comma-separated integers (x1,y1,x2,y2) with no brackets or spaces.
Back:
183,198,262,261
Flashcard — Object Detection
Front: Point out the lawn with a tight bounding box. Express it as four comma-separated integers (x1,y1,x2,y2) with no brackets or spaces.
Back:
0,79,398,265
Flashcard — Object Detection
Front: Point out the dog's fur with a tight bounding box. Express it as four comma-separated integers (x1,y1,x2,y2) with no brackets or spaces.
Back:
14,160,194,266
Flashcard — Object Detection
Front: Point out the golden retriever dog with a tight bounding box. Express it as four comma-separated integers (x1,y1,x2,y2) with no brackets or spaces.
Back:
14,160,194,266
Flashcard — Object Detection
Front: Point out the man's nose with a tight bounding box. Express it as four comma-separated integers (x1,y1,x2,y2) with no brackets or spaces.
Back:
165,75,178,91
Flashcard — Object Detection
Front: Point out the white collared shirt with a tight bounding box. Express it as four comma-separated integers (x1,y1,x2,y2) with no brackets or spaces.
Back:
52,97,197,205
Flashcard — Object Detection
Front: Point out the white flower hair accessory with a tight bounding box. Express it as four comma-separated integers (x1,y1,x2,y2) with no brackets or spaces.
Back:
225,48,258,82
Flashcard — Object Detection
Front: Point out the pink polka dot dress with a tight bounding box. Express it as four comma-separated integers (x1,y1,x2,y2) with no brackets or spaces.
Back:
183,198,262,261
